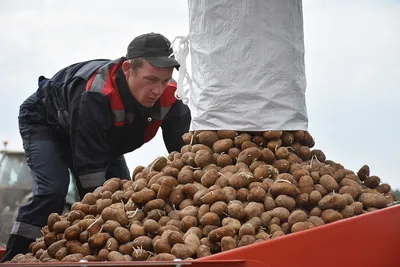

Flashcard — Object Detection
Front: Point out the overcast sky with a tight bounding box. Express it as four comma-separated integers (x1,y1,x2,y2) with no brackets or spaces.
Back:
0,0,399,190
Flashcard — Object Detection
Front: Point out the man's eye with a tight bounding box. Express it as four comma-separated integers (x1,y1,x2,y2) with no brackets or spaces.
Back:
145,77,157,83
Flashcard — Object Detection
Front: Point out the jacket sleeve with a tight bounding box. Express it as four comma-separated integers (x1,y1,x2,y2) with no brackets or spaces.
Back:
69,90,112,189
161,100,191,153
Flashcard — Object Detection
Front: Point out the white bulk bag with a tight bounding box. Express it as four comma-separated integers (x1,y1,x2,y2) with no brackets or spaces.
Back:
186,0,308,131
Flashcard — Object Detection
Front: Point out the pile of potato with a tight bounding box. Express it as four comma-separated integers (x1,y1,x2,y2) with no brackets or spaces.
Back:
10,130,397,263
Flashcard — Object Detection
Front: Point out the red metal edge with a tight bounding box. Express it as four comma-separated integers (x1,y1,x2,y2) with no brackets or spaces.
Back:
0,245,5,262
0,259,269,267
196,205,400,267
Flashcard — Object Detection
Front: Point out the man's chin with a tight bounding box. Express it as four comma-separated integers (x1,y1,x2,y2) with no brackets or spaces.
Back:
142,101,156,108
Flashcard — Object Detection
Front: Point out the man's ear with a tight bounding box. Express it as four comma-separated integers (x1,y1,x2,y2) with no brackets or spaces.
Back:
122,60,131,75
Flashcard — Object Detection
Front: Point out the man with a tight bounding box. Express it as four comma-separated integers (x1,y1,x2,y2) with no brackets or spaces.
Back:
1,32,191,262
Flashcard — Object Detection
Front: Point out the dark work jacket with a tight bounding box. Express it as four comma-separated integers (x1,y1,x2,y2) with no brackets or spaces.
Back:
39,57,191,184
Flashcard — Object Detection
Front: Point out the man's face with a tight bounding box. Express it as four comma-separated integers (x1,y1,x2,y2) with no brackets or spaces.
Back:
123,60,173,107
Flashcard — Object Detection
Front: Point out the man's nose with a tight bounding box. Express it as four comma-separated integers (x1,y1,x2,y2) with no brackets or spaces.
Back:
153,82,164,96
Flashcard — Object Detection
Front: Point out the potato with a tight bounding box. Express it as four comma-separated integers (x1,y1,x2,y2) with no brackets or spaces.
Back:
221,236,237,252
181,152,196,167
61,253,84,262
332,169,347,183
77,230,89,244
182,132,194,145
148,156,168,172
269,224,283,234
319,166,335,177
264,196,277,211
200,169,219,188
237,147,262,165
239,223,255,239
145,210,166,221
273,159,290,173
308,190,322,206
247,186,266,202
163,230,184,247
319,175,339,192
288,210,307,226
81,193,97,205
178,206,198,219
222,217,242,233
191,150,212,168
53,220,71,234
107,251,126,261
132,236,153,251
101,207,128,226
147,173,163,187
202,189,226,205
292,169,310,182
252,165,272,182
340,205,355,218
210,201,228,217
308,216,325,227
215,154,232,168
270,181,299,198
213,138,234,153
113,241,132,255
196,131,219,147
38,251,50,262
318,193,347,210
363,175,381,189
321,209,343,223
359,192,389,209
130,188,156,204
102,180,120,193
105,238,119,252
72,203,91,214
275,195,296,211
47,239,67,258
130,247,150,261
200,212,221,227
310,149,326,162
376,183,391,194
157,176,176,200
208,225,236,242
339,186,359,200
299,175,314,194
340,178,362,195
275,147,290,160
153,253,176,261
310,207,322,217
153,238,171,254
315,184,328,197
271,207,290,223
228,172,252,189
141,200,165,214
291,222,315,233
113,226,131,244
63,224,81,241
242,202,263,220
297,146,311,161
350,202,363,215
259,148,275,164
180,216,197,232
295,193,309,208
266,139,282,151
131,179,147,192
238,235,256,247
184,233,201,255
160,166,178,177
263,130,283,140
31,241,45,255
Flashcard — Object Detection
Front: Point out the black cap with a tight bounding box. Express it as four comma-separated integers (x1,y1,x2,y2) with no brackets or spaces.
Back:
126,32,180,69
